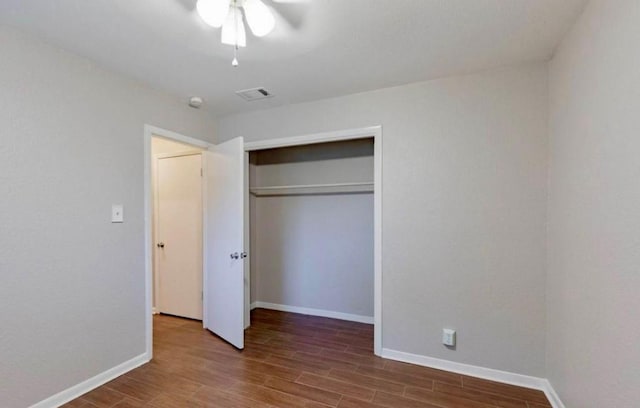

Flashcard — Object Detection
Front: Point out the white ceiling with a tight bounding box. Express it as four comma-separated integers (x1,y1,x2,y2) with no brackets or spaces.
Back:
0,0,586,116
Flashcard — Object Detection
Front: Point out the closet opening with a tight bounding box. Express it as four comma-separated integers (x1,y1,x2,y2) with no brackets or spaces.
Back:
246,137,376,351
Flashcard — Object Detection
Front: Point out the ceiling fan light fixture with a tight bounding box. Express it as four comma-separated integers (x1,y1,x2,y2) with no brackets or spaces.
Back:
221,6,246,47
243,0,275,37
196,0,230,28
198,0,281,66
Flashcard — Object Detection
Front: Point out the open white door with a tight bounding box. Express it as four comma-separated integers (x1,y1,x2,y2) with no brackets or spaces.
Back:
203,137,245,349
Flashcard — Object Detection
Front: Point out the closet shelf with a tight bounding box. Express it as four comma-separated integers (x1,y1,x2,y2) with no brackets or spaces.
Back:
250,182,374,196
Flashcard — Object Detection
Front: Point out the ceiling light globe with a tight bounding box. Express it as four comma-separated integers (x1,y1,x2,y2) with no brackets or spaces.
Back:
196,0,230,28
243,0,275,37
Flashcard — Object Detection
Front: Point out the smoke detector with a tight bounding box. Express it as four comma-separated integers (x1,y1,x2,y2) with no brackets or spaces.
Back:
188,96,204,109
235,87,272,102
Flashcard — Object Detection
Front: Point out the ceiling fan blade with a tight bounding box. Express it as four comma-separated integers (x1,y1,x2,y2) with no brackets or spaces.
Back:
243,0,275,37
196,0,230,28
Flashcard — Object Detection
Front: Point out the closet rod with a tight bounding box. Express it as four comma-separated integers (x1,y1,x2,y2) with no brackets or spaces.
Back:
253,182,373,190
250,182,373,197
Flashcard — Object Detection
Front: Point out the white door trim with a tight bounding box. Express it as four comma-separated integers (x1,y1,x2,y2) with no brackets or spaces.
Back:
243,126,382,151
243,125,383,356
155,150,204,160
143,125,213,359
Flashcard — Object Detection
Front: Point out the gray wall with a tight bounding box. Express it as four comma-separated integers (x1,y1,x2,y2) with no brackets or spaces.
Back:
250,143,374,318
547,1,640,406
218,63,549,376
0,26,216,407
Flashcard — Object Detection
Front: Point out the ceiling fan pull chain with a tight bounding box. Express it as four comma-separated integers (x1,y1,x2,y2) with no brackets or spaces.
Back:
232,45,239,67
232,0,240,67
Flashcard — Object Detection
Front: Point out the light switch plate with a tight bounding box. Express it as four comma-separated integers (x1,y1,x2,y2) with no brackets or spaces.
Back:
442,328,456,347
111,204,124,223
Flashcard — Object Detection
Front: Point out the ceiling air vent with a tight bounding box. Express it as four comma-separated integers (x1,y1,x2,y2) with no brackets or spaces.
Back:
235,87,273,102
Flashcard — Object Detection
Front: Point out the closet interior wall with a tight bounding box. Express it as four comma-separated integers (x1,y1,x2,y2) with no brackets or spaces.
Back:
249,139,375,321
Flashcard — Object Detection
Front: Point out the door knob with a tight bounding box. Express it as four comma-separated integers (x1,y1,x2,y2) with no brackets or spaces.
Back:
240,252,248,259
157,242,165,248
230,252,239,260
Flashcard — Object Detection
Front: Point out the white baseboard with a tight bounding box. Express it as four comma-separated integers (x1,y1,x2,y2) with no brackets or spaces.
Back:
251,301,374,324
30,352,150,408
540,379,566,408
152,307,158,315
381,348,564,408
249,304,564,407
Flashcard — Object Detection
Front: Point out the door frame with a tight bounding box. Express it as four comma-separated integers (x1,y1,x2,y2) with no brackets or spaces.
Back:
153,150,204,318
144,125,212,359
244,125,383,356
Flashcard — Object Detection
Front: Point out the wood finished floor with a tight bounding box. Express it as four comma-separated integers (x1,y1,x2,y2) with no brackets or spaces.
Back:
64,309,551,408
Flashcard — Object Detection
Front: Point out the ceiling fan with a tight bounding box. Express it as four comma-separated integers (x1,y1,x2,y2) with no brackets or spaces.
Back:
196,0,278,66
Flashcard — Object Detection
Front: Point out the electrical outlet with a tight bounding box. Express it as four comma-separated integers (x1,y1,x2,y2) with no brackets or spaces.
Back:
442,328,456,347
